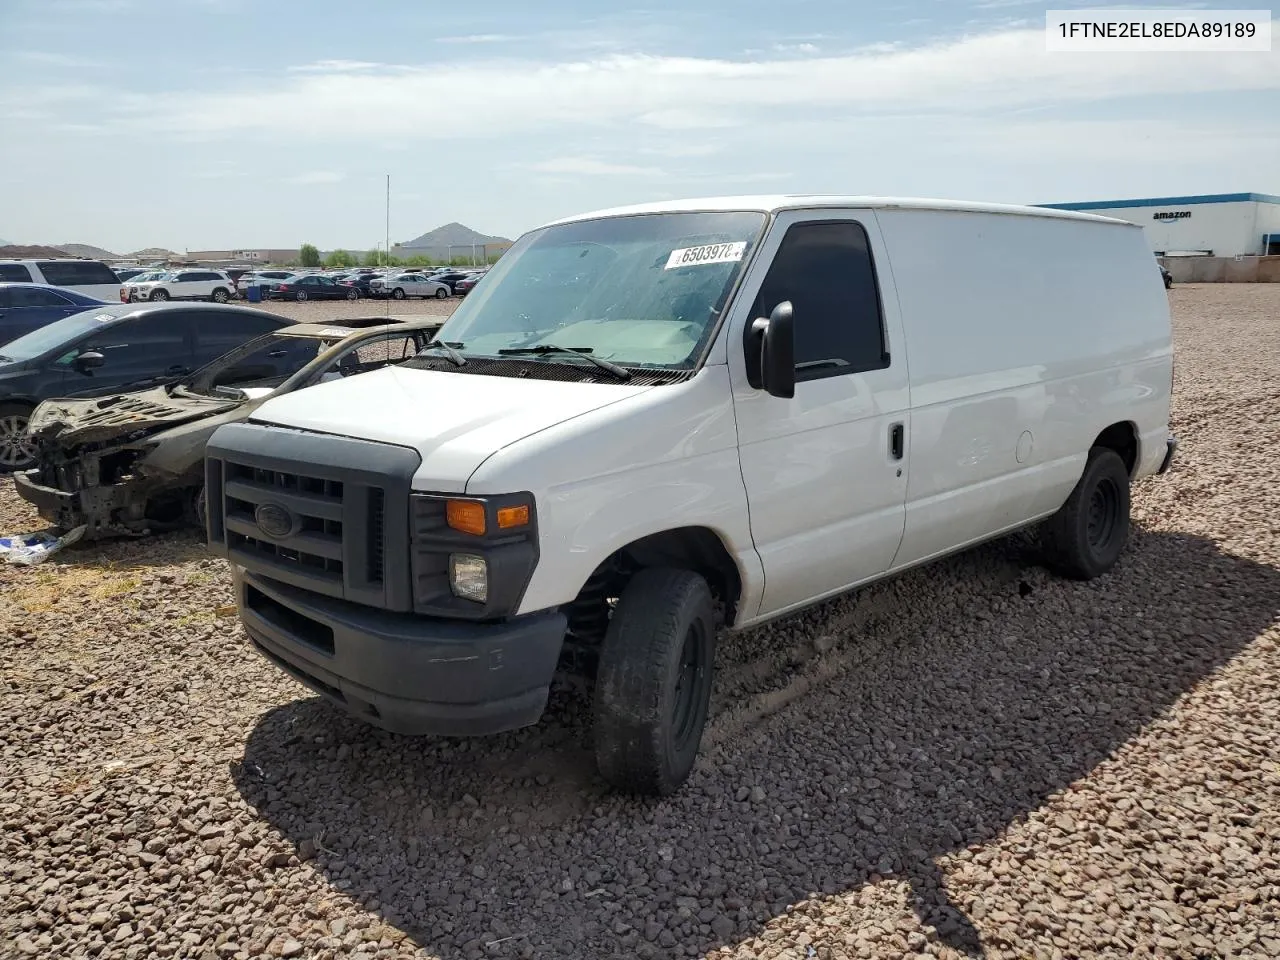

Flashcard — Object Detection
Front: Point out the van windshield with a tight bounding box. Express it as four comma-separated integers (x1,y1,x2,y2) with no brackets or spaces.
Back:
420,210,767,372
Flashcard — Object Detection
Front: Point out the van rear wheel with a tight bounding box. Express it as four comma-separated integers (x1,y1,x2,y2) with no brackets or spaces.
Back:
1039,446,1131,580
593,567,716,796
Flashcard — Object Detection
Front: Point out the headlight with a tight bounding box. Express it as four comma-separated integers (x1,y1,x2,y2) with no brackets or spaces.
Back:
449,553,488,603
410,492,538,618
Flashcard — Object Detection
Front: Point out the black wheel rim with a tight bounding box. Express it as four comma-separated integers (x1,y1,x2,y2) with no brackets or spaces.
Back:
1087,477,1120,550
671,620,707,750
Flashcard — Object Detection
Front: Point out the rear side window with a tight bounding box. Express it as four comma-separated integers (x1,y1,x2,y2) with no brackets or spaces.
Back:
751,220,888,380
36,261,120,286
0,264,34,282
194,312,284,362
10,287,72,307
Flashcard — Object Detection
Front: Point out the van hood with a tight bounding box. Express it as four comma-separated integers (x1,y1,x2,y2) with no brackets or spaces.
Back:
247,365,652,490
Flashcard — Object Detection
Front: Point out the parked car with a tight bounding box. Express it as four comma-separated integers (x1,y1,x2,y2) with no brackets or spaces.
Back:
124,269,236,303
0,283,112,346
17,316,444,539
235,271,296,297
368,273,451,300
336,275,379,299
0,258,123,301
267,275,360,302
113,267,149,283
422,270,471,294
454,272,485,296
0,302,293,471
204,194,1177,796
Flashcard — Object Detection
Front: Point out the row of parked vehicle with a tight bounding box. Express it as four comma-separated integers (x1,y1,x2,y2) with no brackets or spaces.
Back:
118,265,489,304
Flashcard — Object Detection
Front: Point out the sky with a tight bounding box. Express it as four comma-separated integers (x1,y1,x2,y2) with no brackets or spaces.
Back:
0,0,1276,254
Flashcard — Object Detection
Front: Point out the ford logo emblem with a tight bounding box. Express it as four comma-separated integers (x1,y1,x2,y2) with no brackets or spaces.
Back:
254,502,294,539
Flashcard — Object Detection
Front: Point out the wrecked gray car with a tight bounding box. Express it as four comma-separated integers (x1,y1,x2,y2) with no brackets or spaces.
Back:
14,315,443,540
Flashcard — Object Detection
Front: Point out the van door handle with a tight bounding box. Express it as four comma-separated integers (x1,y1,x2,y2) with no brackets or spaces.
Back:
889,422,904,460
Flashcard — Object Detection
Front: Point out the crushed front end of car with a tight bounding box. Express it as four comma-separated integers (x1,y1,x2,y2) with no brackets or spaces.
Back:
14,389,242,540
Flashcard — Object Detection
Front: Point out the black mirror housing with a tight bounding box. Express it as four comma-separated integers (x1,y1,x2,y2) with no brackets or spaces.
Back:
76,350,106,371
749,300,795,398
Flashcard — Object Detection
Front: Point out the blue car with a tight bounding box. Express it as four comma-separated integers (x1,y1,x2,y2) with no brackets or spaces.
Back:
0,283,112,346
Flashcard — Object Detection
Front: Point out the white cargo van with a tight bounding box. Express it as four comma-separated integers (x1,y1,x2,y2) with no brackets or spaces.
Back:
0,258,123,301
205,196,1176,795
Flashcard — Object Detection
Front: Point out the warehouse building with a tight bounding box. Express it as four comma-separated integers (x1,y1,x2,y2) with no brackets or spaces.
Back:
1038,192,1280,257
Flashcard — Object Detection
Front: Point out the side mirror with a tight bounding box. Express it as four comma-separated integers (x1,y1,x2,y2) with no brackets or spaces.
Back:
75,350,105,371
746,301,795,399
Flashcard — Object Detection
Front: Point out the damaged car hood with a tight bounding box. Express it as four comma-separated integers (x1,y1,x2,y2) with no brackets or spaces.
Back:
27,387,244,447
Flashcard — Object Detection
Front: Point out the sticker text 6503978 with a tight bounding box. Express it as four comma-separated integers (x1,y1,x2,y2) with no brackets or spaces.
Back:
664,241,748,270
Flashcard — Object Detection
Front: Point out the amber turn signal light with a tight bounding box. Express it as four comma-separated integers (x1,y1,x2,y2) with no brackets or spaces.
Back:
446,500,486,535
496,504,530,529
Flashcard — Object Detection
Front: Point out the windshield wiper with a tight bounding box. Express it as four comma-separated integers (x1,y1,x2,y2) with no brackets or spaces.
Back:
497,344,630,381
420,339,466,367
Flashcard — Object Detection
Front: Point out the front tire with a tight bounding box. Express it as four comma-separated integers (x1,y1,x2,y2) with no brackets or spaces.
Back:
149,289,170,301
0,402,37,472
593,567,716,796
1039,446,1131,580
435,287,449,299
346,288,359,300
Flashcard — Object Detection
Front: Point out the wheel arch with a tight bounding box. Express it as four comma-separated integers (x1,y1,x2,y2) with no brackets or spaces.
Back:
564,525,745,651
1091,420,1140,477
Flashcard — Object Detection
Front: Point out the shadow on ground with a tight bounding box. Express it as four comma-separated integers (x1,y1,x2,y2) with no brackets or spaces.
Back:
233,527,1280,959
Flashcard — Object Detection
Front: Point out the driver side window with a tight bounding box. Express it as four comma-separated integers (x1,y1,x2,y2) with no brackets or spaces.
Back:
751,221,889,381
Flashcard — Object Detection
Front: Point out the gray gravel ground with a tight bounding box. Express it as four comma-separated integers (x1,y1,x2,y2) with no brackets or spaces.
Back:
2,284,1278,960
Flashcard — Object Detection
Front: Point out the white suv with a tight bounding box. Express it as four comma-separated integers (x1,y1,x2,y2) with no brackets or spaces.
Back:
124,269,235,303
0,258,122,300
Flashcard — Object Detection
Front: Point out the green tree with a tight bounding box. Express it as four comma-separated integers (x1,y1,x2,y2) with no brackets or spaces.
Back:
324,248,356,267
298,243,321,267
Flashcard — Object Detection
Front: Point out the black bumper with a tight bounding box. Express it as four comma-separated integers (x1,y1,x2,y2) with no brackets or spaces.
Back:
235,568,568,736
1158,435,1178,474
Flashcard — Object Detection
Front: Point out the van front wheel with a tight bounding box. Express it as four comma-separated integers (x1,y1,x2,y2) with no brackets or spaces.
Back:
593,567,716,796
1039,446,1131,580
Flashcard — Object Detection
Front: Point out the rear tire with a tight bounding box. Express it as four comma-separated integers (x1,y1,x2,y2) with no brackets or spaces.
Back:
593,567,716,796
211,288,230,303
0,402,37,472
1039,446,1131,580
392,288,406,300
295,290,308,302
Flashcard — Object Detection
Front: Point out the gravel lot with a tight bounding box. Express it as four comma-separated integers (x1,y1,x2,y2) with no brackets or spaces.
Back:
2,284,1278,960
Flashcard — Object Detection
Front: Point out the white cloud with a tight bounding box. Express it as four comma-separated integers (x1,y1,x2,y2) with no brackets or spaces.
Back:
527,157,663,176
773,43,820,55
436,34,520,44
110,25,1279,142
286,171,345,185
288,60,386,73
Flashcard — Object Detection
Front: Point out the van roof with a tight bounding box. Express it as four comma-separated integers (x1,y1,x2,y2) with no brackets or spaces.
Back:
540,195,1137,229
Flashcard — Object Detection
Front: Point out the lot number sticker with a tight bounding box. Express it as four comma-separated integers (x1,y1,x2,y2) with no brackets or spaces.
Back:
665,241,747,270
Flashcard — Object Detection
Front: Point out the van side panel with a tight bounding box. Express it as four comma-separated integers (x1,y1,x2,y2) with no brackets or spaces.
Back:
877,209,1172,570
464,366,766,621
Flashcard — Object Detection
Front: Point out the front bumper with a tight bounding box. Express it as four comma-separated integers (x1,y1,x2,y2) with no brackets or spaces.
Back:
13,468,150,536
236,568,568,736
1158,435,1178,474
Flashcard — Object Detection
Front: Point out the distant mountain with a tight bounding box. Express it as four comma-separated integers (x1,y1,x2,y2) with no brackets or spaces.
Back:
0,239,11,247
57,242,120,260
130,247,179,259
397,222,510,250
0,244,73,258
